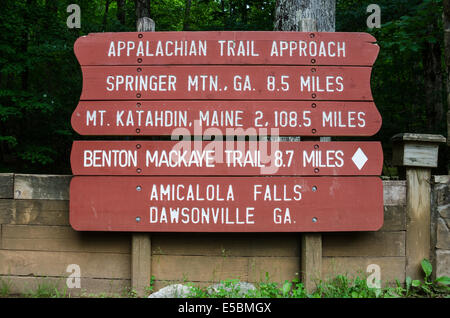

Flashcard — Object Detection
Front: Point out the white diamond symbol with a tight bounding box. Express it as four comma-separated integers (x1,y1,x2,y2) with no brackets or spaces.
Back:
352,148,368,170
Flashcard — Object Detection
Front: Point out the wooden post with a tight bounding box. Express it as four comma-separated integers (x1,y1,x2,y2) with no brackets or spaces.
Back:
131,233,152,296
392,133,446,280
301,233,322,291
131,16,155,297
296,17,324,294
294,1,336,292
137,17,155,33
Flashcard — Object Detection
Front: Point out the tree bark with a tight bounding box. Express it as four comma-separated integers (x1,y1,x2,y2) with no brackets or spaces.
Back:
183,0,192,31
444,0,450,150
21,0,34,91
117,0,126,25
221,0,226,26
274,0,335,32
135,0,153,31
423,19,444,132
444,0,450,127
239,0,248,25
103,0,111,31
135,0,150,20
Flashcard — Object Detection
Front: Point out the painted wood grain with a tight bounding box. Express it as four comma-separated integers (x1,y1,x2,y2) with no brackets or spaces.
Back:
79,65,374,101
71,100,382,137
74,31,379,66
70,140,383,176
69,176,384,232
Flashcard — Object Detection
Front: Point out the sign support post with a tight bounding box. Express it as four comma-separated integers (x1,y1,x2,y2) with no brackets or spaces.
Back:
392,133,446,280
131,16,155,298
298,16,323,295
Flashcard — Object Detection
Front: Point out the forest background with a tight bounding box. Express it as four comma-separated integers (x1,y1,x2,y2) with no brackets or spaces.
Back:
0,0,448,174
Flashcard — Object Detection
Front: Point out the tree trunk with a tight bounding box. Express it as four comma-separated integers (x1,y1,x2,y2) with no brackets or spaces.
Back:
239,0,248,25
221,0,226,27
444,0,450,133
444,0,450,154
117,0,126,25
103,0,111,31
21,0,34,91
423,20,444,133
135,0,150,20
183,0,192,31
44,0,57,29
274,0,335,32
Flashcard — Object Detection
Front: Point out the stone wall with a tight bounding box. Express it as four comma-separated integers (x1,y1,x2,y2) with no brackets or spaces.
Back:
433,175,450,278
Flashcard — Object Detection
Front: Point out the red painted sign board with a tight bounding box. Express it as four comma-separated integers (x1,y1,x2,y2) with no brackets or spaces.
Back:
70,141,383,176
74,31,379,66
71,100,382,136
69,176,384,232
69,31,384,233
79,65,373,101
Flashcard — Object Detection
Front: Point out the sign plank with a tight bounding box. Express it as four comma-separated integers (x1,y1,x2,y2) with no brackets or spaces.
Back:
79,65,373,101
69,176,384,232
69,31,384,234
71,100,382,136
70,141,383,176
74,31,379,66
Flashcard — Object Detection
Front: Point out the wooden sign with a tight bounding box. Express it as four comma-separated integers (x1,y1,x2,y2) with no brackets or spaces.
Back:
70,141,383,176
79,65,373,101
69,176,383,232
74,31,379,66
71,101,382,136
70,31,383,233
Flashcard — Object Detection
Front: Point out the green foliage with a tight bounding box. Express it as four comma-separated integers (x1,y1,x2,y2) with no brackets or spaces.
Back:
0,0,277,173
121,287,138,298
0,277,13,297
191,279,250,298
408,259,450,297
382,259,450,298
313,275,381,298
151,0,185,31
0,0,81,173
182,260,450,298
2,261,449,298
23,278,68,298
186,274,381,298
144,275,156,296
337,0,448,173
0,0,448,173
